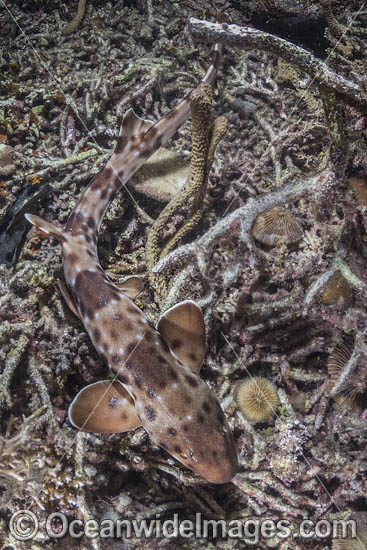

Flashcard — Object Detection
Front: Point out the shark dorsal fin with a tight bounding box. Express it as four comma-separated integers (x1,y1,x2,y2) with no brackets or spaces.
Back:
117,275,144,300
157,300,206,373
68,380,141,433
114,108,154,157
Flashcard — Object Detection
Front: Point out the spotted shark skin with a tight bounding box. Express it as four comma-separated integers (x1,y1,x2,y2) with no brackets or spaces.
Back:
25,32,238,484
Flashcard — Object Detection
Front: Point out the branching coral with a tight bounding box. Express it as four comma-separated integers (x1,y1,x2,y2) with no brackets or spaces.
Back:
1,1,367,545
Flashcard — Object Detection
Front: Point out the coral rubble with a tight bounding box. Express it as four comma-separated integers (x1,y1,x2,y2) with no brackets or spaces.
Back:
0,0,367,549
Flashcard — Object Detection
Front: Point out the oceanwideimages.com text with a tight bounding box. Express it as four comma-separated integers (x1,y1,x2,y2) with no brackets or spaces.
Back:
9,510,357,543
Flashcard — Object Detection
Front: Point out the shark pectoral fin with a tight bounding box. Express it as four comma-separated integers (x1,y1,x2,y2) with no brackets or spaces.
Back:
113,109,154,158
57,279,80,319
24,213,66,242
68,380,141,434
117,275,144,300
157,300,206,373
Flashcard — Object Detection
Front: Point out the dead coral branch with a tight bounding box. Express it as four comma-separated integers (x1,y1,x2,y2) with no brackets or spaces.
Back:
188,18,367,114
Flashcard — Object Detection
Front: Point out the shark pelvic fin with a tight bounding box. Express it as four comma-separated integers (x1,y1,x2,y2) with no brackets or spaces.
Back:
69,380,141,433
25,213,67,242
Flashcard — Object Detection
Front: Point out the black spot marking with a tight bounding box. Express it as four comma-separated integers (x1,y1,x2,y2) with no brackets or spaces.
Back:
147,388,156,399
110,329,118,340
217,413,223,424
168,428,176,437
145,406,156,421
101,188,108,200
212,449,218,458
171,339,181,349
125,361,133,369
104,167,113,180
202,401,211,413
158,334,170,353
148,320,155,330
86,308,93,319
184,394,192,404
87,216,96,229
173,444,182,454
189,353,197,363
160,441,168,450
197,413,204,423
112,355,120,365
159,380,167,389
168,367,178,380
93,328,101,344
134,375,142,388
145,332,154,342
113,312,122,322
79,301,86,316
86,250,94,258
123,320,133,332
183,424,189,432
185,375,198,387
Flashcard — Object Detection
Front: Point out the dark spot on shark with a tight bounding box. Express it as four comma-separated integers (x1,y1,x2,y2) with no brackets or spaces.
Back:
168,428,176,437
147,388,156,398
127,306,140,316
202,401,211,413
93,327,101,344
189,353,197,363
110,329,118,340
183,424,189,432
171,339,181,350
159,380,167,389
173,444,182,454
118,374,129,384
167,367,178,380
134,375,142,388
145,406,156,421
87,216,96,229
158,334,170,353
197,413,204,423
185,375,198,388
112,354,120,365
